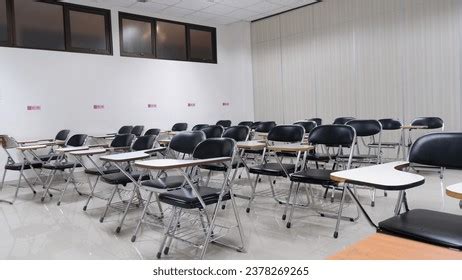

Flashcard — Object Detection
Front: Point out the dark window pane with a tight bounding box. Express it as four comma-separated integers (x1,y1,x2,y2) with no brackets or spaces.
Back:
156,21,186,60
0,0,7,42
14,0,65,50
121,18,152,55
189,29,214,62
69,9,107,51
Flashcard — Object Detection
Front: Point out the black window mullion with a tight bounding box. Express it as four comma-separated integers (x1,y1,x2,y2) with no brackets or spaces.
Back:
152,19,156,58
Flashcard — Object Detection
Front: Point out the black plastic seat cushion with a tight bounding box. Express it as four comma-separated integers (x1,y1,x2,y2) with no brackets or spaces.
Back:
199,162,244,172
305,153,332,162
378,209,462,250
141,176,185,190
5,161,42,171
42,162,82,170
38,154,59,162
249,163,295,177
101,171,149,185
85,167,120,176
290,169,337,185
159,186,231,209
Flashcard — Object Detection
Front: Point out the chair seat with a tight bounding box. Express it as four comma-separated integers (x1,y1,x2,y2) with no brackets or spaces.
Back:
378,209,462,250
159,186,231,209
243,149,264,155
141,176,185,190
199,162,243,172
101,171,149,186
42,162,81,170
38,154,59,162
306,153,332,162
85,167,120,176
249,163,295,177
290,169,337,185
5,161,42,171
368,142,401,148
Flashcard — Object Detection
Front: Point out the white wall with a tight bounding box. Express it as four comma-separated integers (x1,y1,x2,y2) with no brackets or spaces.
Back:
0,8,254,181
251,0,462,130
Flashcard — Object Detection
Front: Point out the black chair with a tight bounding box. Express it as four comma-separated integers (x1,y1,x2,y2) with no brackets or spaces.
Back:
250,121,261,130
118,126,134,135
238,121,253,127
132,131,206,242
82,134,136,209
284,125,357,238
216,120,231,128
294,121,317,134
247,125,305,213
333,117,355,125
171,123,188,132
378,133,462,250
41,134,88,202
368,119,403,160
37,129,71,162
308,118,322,126
410,117,444,130
156,138,245,259
244,121,276,157
131,125,144,137
201,125,224,139
0,135,43,204
192,124,209,131
99,135,157,228
144,128,161,136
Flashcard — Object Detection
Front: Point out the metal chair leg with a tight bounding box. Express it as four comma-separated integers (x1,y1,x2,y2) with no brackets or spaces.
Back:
282,181,294,220
0,169,11,204
333,187,347,239
229,188,246,252
286,183,301,228
83,175,99,211
41,170,57,202
157,207,179,259
371,188,376,207
245,174,259,213
115,185,137,233
164,209,182,256
131,191,153,242
99,185,118,223
11,170,23,204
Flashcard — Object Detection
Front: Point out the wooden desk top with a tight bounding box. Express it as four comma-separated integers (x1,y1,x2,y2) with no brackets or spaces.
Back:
331,161,425,190
237,140,266,150
267,144,314,153
446,182,462,200
70,148,108,156
402,125,428,130
329,233,462,260
17,144,47,151
158,139,171,145
135,157,230,170
100,150,152,162
56,146,89,153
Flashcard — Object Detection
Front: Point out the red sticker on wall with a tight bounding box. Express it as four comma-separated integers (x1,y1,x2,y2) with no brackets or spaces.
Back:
148,104,157,108
93,105,105,110
187,103,196,107
222,102,230,106
27,105,41,111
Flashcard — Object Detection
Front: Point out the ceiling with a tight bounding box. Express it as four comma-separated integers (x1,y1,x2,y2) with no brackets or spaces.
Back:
63,0,319,25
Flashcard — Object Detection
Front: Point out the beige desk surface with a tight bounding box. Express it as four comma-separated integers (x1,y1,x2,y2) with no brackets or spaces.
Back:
267,144,314,153
17,144,47,151
135,157,230,170
56,146,89,153
100,151,152,162
70,148,107,156
237,141,266,150
329,233,462,260
446,182,462,200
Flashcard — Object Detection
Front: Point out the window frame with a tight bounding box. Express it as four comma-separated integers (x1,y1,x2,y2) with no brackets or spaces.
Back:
0,0,12,46
187,24,217,64
118,12,155,59
64,4,113,55
155,18,188,62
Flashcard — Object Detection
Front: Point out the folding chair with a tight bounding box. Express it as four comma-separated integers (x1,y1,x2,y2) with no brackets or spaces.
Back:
192,124,209,131
308,118,322,126
171,123,188,132
201,125,224,138
216,120,231,128
145,128,161,136
131,125,144,137
238,121,253,127
368,119,403,161
333,117,355,125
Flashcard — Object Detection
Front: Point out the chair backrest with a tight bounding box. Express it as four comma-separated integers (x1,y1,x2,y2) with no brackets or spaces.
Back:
192,124,209,131
238,121,253,127
250,121,261,130
411,117,444,129
201,125,224,139
223,126,250,142
171,123,188,132
346,120,382,137
131,135,156,151
254,121,276,133
66,134,87,147
118,126,133,135
333,117,355,125
193,138,235,160
294,121,317,134
216,120,231,128
0,135,17,149
169,131,206,154
110,134,135,148
379,119,402,130
309,125,356,147
409,133,462,169
131,125,144,137
308,118,322,126
268,125,305,143
55,129,70,141
144,128,160,136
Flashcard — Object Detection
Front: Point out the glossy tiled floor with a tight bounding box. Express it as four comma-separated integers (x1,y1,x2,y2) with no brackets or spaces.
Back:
0,168,461,260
